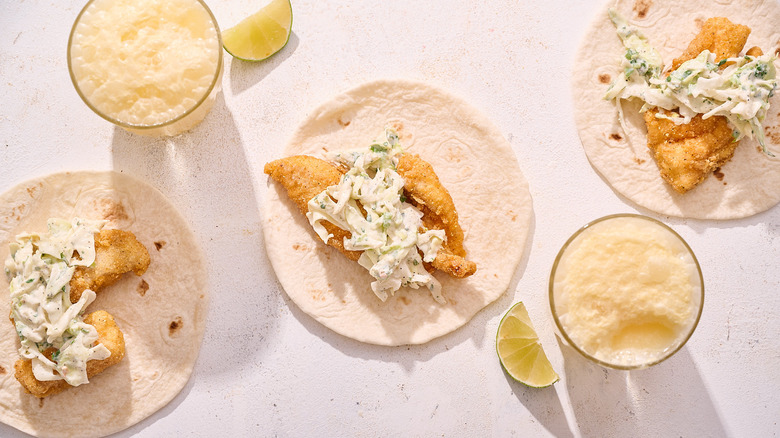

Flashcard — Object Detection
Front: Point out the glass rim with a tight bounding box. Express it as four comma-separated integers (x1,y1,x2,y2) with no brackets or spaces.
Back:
66,0,224,131
548,213,705,370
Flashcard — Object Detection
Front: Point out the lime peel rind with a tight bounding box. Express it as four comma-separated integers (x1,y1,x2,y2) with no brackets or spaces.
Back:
496,302,560,388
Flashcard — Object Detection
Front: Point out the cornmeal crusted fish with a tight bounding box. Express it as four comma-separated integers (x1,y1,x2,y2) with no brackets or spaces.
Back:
13,310,125,399
7,222,150,398
69,229,151,303
264,155,361,261
264,153,476,280
645,18,752,193
396,153,476,277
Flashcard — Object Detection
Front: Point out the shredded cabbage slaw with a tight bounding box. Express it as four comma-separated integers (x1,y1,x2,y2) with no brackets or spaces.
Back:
605,9,778,156
306,129,447,304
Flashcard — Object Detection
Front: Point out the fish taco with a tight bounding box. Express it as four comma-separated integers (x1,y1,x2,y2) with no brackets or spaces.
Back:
0,171,208,437
263,79,533,346
572,0,780,219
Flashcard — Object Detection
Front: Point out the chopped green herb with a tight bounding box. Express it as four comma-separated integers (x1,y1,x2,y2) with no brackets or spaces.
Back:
370,143,387,153
755,63,768,79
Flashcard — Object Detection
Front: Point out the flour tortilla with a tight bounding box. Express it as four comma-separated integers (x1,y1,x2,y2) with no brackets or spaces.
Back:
0,171,208,438
263,79,533,346
572,0,780,219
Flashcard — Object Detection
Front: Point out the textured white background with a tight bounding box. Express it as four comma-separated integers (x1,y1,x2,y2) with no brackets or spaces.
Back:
1,0,779,437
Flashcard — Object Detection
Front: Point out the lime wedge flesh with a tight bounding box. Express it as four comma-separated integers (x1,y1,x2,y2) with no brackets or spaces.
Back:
496,302,559,388
222,0,292,61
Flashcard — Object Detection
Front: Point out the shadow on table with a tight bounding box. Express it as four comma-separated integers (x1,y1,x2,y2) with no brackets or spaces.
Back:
109,372,196,438
279,287,475,370
228,32,300,95
502,371,575,438
109,93,279,380
560,338,727,437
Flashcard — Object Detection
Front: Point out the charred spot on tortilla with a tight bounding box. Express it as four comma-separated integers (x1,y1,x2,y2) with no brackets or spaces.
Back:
599,73,612,84
337,117,351,127
632,0,652,19
154,240,166,251
310,288,328,302
0,365,5,375
25,183,41,198
6,203,27,223
767,125,780,144
610,133,623,141
713,167,726,182
442,147,464,164
94,198,130,222
168,317,183,336
137,279,149,297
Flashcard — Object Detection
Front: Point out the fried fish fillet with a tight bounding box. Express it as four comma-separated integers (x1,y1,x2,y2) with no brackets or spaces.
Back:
264,155,361,261
264,154,476,278
670,18,750,70
69,229,151,303
396,153,476,277
14,310,126,398
644,110,739,193
645,17,751,194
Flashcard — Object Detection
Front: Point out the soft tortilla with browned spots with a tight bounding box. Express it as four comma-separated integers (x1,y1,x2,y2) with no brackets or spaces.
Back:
0,171,208,437
263,79,533,345
572,0,780,219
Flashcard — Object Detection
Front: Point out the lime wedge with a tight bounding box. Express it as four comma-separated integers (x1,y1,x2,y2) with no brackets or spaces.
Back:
496,302,559,388
222,0,293,62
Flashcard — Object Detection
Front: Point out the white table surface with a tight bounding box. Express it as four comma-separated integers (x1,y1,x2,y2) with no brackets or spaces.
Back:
2,0,779,437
